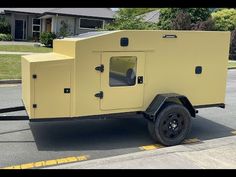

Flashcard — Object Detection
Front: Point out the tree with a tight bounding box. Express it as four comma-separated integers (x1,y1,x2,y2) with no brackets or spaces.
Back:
230,29,236,60
186,8,212,24
171,11,192,30
59,20,69,37
157,8,177,30
192,17,215,31
104,8,158,30
212,8,236,31
158,8,211,30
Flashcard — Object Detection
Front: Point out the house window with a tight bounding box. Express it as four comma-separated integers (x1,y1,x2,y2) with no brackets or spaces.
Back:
109,56,137,87
79,18,104,29
32,18,41,40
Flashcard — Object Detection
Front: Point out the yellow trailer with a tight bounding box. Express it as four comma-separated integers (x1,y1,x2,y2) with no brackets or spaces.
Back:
21,30,230,145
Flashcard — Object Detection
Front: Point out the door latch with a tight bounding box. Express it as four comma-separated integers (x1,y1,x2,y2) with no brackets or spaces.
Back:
95,91,103,99
138,76,143,84
64,88,70,94
32,74,37,79
95,64,104,72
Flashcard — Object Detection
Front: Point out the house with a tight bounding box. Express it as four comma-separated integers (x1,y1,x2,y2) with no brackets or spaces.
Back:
0,8,115,41
139,10,160,23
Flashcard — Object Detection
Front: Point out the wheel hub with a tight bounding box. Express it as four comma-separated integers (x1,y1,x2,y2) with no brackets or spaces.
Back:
169,120,178,130
161,112,185,139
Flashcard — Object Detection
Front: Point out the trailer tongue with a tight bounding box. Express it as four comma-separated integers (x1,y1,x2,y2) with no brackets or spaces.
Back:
0,106,28,120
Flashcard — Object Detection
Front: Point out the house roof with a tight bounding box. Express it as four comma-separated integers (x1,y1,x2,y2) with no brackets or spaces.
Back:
0,8,53,14
0,8,115,19
139,10,160,23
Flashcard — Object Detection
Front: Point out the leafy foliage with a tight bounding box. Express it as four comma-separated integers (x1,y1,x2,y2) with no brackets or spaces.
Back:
39,32,57,47
59,21,69,37
171,11,192,30
158,8,211,30
212,9,236,31
0,16,11,34
192,17,215,31
0,33,13,41
104,8,158,30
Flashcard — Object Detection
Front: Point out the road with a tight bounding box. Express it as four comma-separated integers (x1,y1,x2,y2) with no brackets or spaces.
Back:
0,70,235,169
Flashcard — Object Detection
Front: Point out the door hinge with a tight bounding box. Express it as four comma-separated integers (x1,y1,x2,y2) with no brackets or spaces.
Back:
95,64,104,72
32,74,37,79
95,91,103,99
33,104,37,108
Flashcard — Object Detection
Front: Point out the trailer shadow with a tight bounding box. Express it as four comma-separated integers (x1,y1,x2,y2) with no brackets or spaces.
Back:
29,115,235,151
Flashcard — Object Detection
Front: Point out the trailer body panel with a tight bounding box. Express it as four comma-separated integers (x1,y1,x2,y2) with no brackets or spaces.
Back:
21,30,230,119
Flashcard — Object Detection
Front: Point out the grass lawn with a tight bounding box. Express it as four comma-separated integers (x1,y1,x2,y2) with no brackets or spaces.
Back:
228,60,236,69
0,45,52,53
0,54,21,80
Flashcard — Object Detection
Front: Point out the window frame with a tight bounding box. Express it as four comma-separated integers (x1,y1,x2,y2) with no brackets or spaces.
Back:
79,17,104,30
109,56,138,87
32,18,41,38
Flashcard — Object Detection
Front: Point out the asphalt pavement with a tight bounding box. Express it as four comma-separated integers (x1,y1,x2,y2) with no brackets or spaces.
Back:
0,70,235,169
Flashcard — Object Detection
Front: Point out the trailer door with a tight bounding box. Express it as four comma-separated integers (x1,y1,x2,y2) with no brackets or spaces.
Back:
100,52,145,110
33,62,72,118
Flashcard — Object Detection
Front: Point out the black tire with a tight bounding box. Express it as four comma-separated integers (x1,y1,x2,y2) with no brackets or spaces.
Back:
148,120,158,141
148,103,192,146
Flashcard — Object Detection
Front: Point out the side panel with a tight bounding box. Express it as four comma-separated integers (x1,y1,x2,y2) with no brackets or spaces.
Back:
21,56,33,118
33,61,72,119
74,31,230,117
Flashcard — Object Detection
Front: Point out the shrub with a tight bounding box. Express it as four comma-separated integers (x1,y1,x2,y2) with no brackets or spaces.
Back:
39,32,57,47
212,9,236,31
0,33,13,41
0,17,11,34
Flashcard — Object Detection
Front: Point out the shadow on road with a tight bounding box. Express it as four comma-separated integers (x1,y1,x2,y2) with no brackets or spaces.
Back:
29,115,235,151
190,115,234,141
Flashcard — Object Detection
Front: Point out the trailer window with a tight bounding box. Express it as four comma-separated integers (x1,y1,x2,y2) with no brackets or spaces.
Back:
109,56,137,87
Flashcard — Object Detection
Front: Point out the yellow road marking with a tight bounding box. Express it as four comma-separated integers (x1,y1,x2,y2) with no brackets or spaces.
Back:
140,138,201,150
140,144,164,151
183,138,201,144
1,155,88,169
231,131,236,135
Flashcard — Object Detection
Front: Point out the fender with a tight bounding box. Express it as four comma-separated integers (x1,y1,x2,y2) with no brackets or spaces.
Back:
144,93,196,121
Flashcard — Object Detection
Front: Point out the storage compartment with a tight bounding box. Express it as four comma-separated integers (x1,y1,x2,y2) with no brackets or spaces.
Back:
21,53,74,119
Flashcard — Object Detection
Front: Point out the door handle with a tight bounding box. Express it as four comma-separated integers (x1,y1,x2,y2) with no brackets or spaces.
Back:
163,34,177,38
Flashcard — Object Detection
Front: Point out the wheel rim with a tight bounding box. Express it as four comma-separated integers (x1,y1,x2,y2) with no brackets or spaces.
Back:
160,112,185,139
